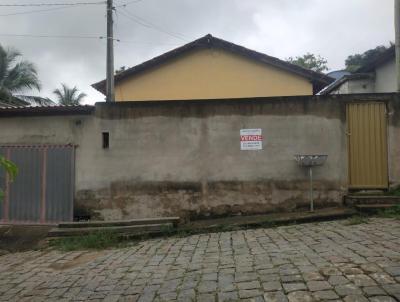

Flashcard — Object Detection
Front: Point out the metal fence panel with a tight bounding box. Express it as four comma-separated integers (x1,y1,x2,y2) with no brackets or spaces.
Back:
9,148,42,223
347,102,388,189
0,145,74,224
45,147,74,222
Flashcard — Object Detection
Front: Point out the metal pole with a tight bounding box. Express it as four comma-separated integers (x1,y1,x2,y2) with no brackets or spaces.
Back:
106,0,115,102
309,167,314,212
395,0,400,92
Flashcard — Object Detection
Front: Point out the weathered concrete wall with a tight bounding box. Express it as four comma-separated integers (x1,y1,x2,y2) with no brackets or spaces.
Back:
331,78,375,95
375,58,396,93
0,94,399,221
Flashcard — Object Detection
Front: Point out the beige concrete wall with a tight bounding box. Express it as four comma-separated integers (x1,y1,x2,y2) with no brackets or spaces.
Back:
330,78,375,94
115,48,313,101
376,58,396,93
1,94,399,221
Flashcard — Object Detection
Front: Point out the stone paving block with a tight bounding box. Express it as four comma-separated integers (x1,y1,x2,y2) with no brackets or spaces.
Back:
334,284,363,297
264,291,289,302
177,289,196,301
218,291,239,302
321,267,343,277
343,294,369,302
237,280,261,290
382,284,400,295
287,291,316,302
263,281,282,292
370,273,396,284
307,280,332,291
303,272,324,281
384,267,400,277
197,293,216,302
283,282,307,293
119,295,140,302
197,281,217,293
259,274,280,282
362,286,386,297
368,296,397,302
281,274,303,283
313,289,339,300
328,275,350,286
238,289,262,299
347,274,377,287
234,272,258,282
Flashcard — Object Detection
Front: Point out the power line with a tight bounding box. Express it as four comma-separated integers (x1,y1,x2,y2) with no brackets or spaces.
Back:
0,33,182,46
0,6,79,17
115,0,143,8
0,1,105,7
0,0,142,17
0,33,102,39
117,9,188,42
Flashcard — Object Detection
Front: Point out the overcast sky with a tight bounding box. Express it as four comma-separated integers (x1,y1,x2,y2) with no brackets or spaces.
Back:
0,0,395,104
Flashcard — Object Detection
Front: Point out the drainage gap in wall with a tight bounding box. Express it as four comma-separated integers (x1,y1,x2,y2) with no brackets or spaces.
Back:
102,132,109,149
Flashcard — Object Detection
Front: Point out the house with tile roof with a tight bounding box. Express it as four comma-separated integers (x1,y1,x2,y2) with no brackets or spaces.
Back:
92,34,333,101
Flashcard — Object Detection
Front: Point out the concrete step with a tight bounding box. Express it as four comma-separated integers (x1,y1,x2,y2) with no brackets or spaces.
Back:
355,204,398,213
48,223,173,237
344,195,400,206
58,217,180,229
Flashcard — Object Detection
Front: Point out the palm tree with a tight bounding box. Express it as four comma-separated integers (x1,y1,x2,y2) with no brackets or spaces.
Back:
0,44,52,106
53,83,86,105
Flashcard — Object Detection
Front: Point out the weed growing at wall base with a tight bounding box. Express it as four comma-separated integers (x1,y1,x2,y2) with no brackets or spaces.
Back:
345,215,369,225
378,204,400,219
50,230,127,251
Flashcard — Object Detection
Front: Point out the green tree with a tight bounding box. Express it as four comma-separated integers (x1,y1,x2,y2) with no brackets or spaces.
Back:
345,45,392,72
286,53,328,72
0,156,17,201
0,44,52,106
53,83,86,105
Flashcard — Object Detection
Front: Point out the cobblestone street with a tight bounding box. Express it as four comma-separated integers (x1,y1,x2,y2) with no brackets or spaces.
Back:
1,218,400,301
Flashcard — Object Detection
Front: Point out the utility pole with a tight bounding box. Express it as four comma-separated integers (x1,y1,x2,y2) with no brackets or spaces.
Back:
106,0,115,102
395,0,400,92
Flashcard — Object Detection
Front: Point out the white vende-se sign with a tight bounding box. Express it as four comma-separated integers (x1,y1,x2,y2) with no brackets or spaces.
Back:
240,129,263,150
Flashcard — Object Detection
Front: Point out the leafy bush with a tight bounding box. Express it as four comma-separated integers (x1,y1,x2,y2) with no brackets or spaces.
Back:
0,156,18,201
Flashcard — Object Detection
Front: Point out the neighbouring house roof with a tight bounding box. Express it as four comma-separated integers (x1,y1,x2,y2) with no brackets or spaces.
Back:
317,73,373,95
357,45,395,73
0,104,94,117
0,98,30,108
92,34,334,95
318,46,395,95
326,70,351,80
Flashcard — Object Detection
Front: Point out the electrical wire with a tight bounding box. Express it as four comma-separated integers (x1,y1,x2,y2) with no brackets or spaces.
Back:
0,6,80,17
117,9,187,42
0,1,105,7
0,0,142,17
0,33,102,39
115,0,144,8
0,33,182,46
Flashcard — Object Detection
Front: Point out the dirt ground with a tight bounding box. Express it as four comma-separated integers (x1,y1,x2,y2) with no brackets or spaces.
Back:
0,225,51,253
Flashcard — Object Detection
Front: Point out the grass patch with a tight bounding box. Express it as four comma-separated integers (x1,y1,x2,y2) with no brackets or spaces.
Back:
377,204,400,219
345,215,369,226
387,186,400,197
50,230,128,251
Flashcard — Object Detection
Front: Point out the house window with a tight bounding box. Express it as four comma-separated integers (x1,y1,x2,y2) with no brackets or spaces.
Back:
102,132,109,149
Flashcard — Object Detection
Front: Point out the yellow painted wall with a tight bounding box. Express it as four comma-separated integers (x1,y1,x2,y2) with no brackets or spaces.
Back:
115,48,313,101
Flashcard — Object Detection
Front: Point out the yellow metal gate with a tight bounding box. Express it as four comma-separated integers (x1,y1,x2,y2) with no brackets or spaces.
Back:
347,102,388,189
